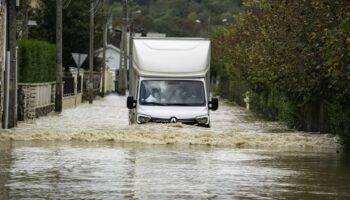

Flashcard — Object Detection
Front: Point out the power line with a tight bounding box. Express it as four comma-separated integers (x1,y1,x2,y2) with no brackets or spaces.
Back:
88,0,100,14
92,0,104,16
63,0,72,9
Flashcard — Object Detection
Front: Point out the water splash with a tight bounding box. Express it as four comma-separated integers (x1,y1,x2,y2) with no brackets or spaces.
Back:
0,95,340,151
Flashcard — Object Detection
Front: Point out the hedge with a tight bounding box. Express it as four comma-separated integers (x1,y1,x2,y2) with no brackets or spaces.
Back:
17,40,56,83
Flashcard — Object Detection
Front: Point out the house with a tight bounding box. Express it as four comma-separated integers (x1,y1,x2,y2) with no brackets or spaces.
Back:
95,44,120,93
96,44,121,71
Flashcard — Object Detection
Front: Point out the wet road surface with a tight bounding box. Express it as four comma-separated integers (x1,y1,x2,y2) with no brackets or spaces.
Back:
0,94,348,199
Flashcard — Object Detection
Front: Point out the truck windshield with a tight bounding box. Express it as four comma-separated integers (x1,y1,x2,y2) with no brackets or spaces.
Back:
139,80,206,106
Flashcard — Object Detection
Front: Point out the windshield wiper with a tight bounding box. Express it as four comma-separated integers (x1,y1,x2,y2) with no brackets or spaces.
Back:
144,102,167,106
166,103,197,106
143,102,204,106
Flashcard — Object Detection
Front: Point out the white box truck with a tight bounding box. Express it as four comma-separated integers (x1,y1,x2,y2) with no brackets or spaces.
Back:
126,37,218,127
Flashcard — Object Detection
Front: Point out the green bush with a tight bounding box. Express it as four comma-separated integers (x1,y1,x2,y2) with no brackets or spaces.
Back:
248,88,302,130
327,102,350,145
17,40,56,83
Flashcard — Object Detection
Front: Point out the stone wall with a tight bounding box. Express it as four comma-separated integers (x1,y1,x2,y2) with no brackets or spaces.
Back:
18,82,56,121
18,85,34,120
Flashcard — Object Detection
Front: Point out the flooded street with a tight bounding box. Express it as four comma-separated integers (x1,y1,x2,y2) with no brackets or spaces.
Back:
0,94,349,199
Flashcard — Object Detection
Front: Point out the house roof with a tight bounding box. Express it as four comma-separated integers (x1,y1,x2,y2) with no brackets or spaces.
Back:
95,44,120,55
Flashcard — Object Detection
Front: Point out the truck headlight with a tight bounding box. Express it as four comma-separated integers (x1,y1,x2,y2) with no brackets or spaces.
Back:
196,115,209,125
137,114,151,124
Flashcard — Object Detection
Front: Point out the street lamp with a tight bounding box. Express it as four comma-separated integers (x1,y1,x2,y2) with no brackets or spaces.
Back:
129,10,142,41
133,10,141,15
129,10,142,43
195,17,211,37
195,17,228,37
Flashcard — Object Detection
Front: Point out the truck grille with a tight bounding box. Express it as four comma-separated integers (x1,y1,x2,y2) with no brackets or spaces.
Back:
151,118,196,124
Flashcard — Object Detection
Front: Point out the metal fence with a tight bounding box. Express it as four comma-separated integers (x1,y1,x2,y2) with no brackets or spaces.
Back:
63,76,75,97
18,82,55,121
77,76,82,93
35,84,52,107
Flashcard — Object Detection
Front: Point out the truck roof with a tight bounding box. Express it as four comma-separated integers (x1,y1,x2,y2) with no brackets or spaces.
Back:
132,37,210,77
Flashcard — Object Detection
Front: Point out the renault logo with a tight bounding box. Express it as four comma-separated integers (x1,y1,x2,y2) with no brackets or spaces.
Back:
170,117,177,123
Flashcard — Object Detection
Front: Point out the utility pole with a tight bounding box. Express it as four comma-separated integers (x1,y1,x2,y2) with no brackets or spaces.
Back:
128,17,132,95
101,0,108,98
123,1,128,93
128,10,140,96
55,0,63,112
118,0,127,95
3,0,9,128
88,0,94,104
207,16,211,37
21,0,28,39
5,0,18,128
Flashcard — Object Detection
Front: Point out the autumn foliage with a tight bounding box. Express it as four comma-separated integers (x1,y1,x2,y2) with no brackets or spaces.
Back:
211,0,350,140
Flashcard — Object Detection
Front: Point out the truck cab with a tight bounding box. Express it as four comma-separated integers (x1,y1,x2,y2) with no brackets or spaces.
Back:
127,37,218,127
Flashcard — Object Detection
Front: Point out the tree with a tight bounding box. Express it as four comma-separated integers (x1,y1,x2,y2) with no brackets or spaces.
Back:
211,0,350,138
29,0,104,70
111,0,242,37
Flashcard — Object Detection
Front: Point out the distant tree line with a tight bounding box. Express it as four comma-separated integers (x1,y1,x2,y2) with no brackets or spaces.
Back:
25,0,242,69
110,0,243,37
212,0,350,143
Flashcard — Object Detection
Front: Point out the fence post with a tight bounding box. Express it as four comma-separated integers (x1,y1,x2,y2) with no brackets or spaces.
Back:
74,74,77,106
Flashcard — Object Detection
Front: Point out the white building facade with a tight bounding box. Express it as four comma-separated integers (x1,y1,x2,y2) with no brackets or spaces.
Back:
96,44,121,71
96,44,120,93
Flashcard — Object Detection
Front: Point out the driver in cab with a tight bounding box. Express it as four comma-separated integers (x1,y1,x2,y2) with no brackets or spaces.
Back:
145,88,160,103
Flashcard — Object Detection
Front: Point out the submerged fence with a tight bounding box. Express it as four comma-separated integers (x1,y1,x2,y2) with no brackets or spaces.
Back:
18,82,56,121
62,75,83,109
17,74,85,120
63,76,75,97
217,77,350,135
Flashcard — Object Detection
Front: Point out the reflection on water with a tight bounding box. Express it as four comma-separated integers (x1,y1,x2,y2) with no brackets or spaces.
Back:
0,142,349,199
0,94,348,199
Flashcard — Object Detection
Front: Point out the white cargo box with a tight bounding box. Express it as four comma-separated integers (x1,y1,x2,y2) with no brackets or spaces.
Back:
132,38,210,77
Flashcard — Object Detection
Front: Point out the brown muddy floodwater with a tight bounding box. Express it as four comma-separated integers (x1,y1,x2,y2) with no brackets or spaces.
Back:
0,94,349,199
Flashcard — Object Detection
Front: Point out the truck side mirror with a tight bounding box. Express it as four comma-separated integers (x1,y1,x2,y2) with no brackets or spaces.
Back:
127,96,137,109
209,97,219,111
